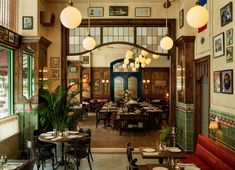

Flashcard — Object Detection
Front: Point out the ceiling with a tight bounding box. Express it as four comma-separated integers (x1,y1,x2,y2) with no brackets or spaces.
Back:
44,0,166,3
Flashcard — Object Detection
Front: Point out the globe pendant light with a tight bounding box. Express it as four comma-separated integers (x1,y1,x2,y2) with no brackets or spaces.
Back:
160,0,173,51
83,0,96,50
186,1,209,28
60,0,82,29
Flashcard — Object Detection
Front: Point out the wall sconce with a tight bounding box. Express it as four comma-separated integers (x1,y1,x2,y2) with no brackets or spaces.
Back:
102,79,109,84
209,121,219,130
142,79,150,84
166,93,169,98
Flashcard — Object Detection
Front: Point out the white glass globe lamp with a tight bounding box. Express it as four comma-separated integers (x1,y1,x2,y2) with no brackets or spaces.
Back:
186,2,209,28
124,58,129,65
60,3,82,29
141,50,148,56
146,58,152,65
130,62,135,67
140,57,146,64
160,35,174,50
141,63,146,68
135,63,140,69
83,35,96,50
126,50,133,59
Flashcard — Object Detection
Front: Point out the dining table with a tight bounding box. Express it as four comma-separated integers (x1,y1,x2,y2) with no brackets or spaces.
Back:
38,130,85,169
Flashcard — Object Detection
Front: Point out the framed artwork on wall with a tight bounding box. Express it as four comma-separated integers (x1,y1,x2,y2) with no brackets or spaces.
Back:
50,57,60,68
109,6,128,16
135,7,151,17
82,55,89,64
220,2,233,27
226,46,233,63
69,66,77,73
88,7,104,17
213,71,221,93
221,69,233,94
51,69,59,80
213,32,224,58
226,28,233,46
22,16,33,29
179,9,184,28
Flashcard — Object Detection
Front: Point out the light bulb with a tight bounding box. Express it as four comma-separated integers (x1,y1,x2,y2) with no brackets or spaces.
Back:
153,50,160,59
60,5,82,29
135,63,140,68
124,58,129,64
122,63,127,68
126,50,133,59
140,57,146,64
141,50,148,56
141,63,146,68
186,4,209,28
83,36,96,50
130,62,135,67
146,58,151,64
160,36,174,50
132,67,137,72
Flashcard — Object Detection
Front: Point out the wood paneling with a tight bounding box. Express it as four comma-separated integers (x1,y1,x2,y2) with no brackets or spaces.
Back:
141,68,169,99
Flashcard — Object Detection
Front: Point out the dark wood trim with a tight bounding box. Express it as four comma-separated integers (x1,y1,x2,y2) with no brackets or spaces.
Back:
61,23,68,88
194,55,210,139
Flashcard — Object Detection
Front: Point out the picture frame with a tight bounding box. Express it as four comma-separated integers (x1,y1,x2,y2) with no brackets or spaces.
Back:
8,31,15,43
226,28,233,46
226,46,233,63
51,69,59,80
88,7,104,17
50,57,60,68
22,16,33,29
109,6,128,16
94,79,100,92
69,66,77,73
213,32,224,58
154,80,167,88
221,69,233,94
135,7,151,17
220,2,233,27
179,9,184,28
213,71,221,93
82,55,89,64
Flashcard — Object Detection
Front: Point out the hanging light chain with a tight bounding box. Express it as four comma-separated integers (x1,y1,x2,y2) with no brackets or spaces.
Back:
88,0,91,36
69,0,72,6
165,0,168,35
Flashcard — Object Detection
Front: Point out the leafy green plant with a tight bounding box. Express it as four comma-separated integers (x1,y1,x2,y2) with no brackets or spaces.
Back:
160,127,170,144
37,85,81,131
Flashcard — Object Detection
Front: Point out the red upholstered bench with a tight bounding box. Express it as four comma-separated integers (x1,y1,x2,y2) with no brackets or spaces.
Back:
181,134,235,170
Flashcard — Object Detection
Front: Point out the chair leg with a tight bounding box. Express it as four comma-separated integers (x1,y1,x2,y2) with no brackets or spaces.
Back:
54,147,57,163
89,147,93,161
52,157,54,170
87,156,92,170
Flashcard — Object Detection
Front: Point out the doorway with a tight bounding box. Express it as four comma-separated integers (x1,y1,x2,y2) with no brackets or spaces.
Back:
195,56,210,138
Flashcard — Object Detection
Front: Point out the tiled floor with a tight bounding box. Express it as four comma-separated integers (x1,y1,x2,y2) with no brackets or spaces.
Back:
34,152,158,170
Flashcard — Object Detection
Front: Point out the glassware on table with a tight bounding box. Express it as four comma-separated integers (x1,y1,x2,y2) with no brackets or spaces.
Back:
53,128,57,137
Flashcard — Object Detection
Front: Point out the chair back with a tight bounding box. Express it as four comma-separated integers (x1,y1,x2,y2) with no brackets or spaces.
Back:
126,142,134,163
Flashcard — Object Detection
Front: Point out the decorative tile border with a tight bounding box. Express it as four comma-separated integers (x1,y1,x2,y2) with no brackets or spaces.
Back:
176,101,194,113
210,109,235,128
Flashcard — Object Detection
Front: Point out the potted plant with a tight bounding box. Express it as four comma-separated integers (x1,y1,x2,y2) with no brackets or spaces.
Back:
37,85,81,131
160,127,170,145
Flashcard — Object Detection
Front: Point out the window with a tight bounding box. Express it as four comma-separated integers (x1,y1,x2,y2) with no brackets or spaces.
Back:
0,46,13,118
0,0,16,31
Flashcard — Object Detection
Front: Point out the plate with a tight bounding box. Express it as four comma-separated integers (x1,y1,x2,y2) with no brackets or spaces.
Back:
152,167,168,170
40,133,51,137
67,135,82,139
184,166,200,170
168,147,181,153
47,131,55,134
143,148,156,152
44,136,55,139
68,131,79,134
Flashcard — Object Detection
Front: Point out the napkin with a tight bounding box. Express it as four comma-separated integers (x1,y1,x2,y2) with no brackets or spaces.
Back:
51,136,63,141
143,152,159,156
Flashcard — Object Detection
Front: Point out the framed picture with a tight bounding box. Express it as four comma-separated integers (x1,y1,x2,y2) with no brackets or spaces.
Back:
179,9,184,28
109,6,128,16
154,80,167,88
8,31,15,43
82,55,89,64
51,69,59,80
213,33,224,58
221,69,233,94
226,28,233,46
22,16,33,29
135,7,151,17
226,46,233,63
50,57,60,68
213,71,221,93
94,79,100,92
69,66,77,73
88,7,104,17
220,2,233,27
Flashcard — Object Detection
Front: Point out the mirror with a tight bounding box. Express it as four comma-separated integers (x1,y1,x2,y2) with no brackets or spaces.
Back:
22,51,34,99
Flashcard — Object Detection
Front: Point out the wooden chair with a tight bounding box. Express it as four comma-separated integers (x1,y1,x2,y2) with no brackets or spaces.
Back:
64,137,92,170
126,143,148,170
95,106,106,128
79,128,93,161
26,140,55,170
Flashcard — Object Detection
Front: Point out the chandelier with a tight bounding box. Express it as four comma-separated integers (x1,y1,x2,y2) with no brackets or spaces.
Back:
122,48,152,71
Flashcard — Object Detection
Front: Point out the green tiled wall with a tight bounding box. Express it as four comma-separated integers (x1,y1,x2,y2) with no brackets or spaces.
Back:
176,102,194,152
14,104,38,150
210,109,235,150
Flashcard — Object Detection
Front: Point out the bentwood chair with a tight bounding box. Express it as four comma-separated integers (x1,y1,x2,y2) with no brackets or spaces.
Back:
26,140,55,170
33,129,57,162
64,137,92,170
79,128,93,161
126,143,148,170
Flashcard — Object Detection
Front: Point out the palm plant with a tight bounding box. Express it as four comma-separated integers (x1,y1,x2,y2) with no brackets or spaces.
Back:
37,85,81,131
